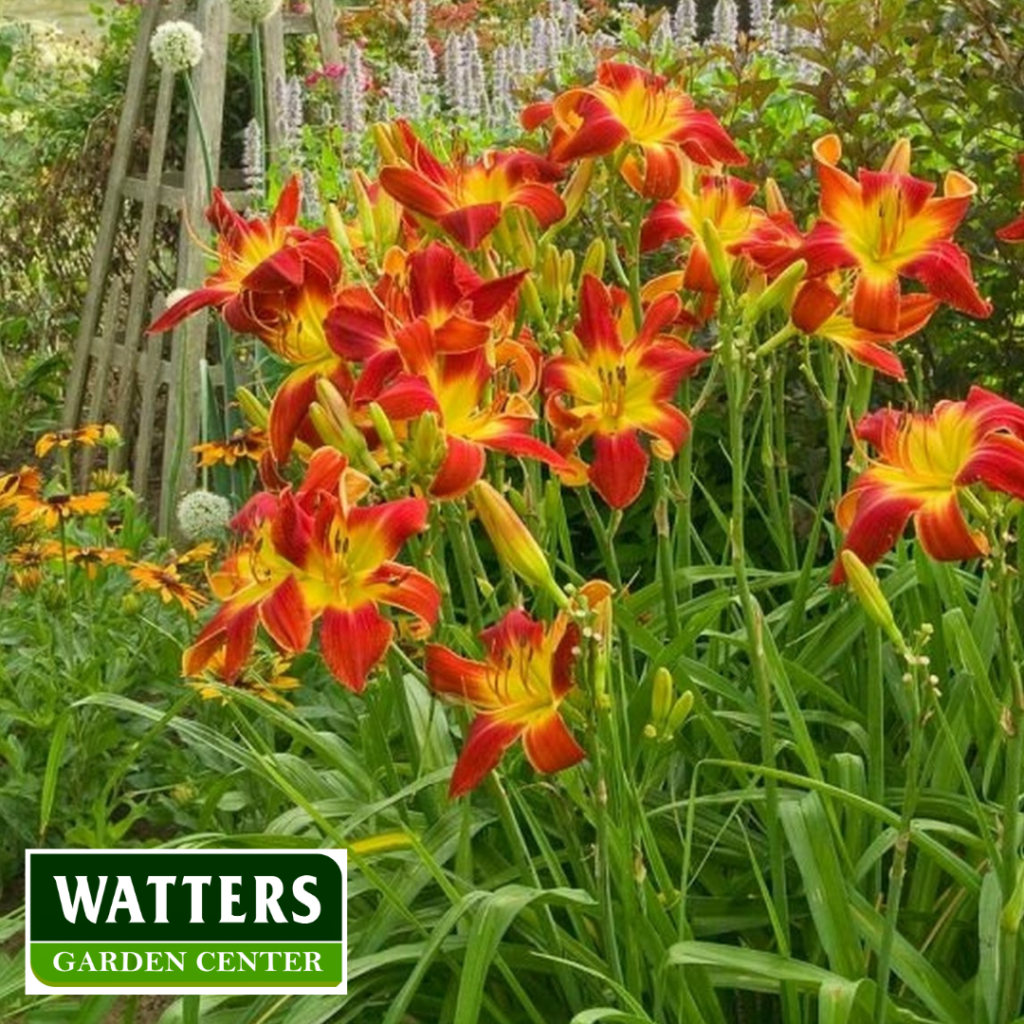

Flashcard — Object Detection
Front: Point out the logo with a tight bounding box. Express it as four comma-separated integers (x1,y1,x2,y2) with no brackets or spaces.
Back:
25,849,347,995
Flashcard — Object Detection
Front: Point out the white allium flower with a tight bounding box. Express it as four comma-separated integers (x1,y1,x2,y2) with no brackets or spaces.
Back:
150,20,204,72
228,0,282,23
177,490,232,540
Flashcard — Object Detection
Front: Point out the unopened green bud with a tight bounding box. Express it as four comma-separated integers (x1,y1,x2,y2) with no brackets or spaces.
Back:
581,237,606,281
665,691,695,736
651,666,674,729
840,551,904,647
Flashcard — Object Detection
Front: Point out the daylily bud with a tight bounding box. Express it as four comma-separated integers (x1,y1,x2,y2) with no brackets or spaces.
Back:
353,174,378,254
764,177,788,217
308,402,347,449
410,411,442,473
559,158,594,226
581,237,605,281
745,258,807,324
372,122,399,164
508,207,537,268
314,379,381,477
472,480,568,608
666,691,694,735
326,202,360,274
700,218,731,292
539,243,563,307
236,386,269,429
840,550,904,647
368,401,401,464
651,666,674,729
882,138,911,175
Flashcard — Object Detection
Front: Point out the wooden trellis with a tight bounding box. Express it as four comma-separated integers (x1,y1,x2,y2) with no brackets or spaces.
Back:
62,0,346,531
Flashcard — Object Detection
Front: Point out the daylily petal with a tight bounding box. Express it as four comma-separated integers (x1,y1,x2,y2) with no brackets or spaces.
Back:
424,645,496,707
522,712,586,774
590,430,649,509
319,603,394,693
914,495,988,563
259,575,314,653
449,714,524,798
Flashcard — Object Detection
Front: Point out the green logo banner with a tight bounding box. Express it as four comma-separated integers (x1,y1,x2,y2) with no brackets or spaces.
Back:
25,849,347,995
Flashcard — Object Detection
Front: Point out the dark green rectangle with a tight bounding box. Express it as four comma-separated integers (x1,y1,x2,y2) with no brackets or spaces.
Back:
29,852,343,942
30,942,344,987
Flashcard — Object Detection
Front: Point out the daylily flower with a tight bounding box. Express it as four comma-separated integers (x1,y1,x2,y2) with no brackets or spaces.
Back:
376,121,566,250
996,154,1024,242
832,386,1024,583
329,242,525,368
183,448,440,692
365,339,573,500
148,176,340,336
252,273,355,462
789,276,938,380
796,135,991,334
544,274,707,508
425,608,586,797
524,61,745,200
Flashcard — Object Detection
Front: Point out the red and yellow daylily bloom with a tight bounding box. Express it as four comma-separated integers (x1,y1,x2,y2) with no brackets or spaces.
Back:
544,274,707,508
797,135,991,334
425,608,586,797
183,448,440,692
996,154,1024,243
376,121,566,250
790,276,938,380
366,337,572,500
832,386,1024,582
524,61,745,200
148,176,341,336
252,272,355,462
330,242,526,368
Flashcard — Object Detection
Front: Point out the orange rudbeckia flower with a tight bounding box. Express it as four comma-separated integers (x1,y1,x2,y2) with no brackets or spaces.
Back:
543,275,707,508
12,490,109,530
524,61,746,200
194,428,269,468
832,386,1024,582
425,608,587,797
183,449,440,692
798,135,991,334
148,176,340,337
377,121,566,250
34,425,104,458
0,466,42,511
